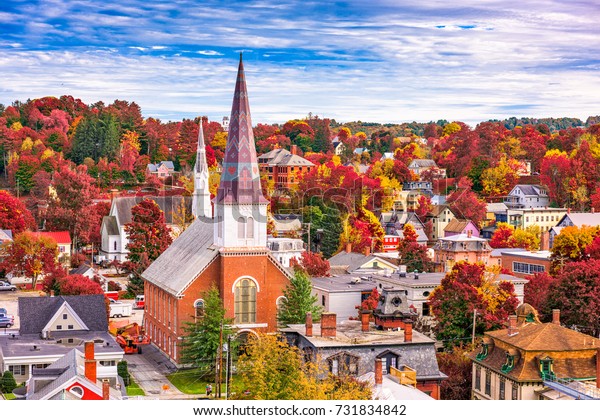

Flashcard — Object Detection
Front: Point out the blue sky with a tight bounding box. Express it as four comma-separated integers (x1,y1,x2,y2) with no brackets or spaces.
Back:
0,0,598,126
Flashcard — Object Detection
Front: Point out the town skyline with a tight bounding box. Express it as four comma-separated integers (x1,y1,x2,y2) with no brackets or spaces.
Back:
1,0,598,126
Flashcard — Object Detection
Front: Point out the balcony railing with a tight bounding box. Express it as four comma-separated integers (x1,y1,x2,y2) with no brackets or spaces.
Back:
389,365,417,387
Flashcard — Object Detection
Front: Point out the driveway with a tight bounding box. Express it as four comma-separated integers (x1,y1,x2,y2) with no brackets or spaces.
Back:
126,344,202,400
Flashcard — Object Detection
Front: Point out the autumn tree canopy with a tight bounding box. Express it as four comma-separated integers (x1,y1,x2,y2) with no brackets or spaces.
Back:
429,262,519,347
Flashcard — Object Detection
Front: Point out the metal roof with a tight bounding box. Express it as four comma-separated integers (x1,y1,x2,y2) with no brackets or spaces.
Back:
142,217,218,296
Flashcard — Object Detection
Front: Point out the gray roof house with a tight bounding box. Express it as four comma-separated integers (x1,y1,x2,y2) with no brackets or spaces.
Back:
503,184,549,209
0,295,124,386
549,211,600,248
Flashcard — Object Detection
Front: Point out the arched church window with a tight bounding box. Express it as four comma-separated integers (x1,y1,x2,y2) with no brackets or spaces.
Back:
238,217,246,239
234,278,256,323
194,299,205,318
247,217,254,238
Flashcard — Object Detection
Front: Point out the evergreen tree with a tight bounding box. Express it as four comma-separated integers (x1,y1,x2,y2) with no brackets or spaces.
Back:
278,268,323,326
99,114,120,161
179,287,236,377
0,370,17,393
70,116,98,164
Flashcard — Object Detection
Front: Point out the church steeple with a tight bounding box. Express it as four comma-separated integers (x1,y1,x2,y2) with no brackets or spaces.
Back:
214,54,268,248
215,54,268,206
192,120,211,219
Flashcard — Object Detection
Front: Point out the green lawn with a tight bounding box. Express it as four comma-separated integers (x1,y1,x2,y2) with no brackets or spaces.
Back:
167,369,208,394
167,369,245,397
3,393,16,400
126,378,146,396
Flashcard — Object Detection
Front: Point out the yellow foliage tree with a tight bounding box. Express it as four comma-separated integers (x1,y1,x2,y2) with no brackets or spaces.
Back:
211,131,228,150
21,138,33,151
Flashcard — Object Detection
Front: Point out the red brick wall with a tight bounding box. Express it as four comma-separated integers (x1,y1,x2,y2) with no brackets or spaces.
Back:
417,380,441,400
145,252,289,363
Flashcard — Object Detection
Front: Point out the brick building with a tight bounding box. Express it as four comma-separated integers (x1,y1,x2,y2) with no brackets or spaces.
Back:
142,55,291,364
258,146,314,190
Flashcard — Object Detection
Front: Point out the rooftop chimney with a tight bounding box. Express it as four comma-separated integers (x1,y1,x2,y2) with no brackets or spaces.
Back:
552,309,560,325
305,312,313,337
346,243,352,254
592,207,595,214
84,341,97,383
375,358,383,386
320,313,337,338
363,246,370,256
404,320,413,342
507,315,518,336
540,231,550,251
361,310,370,332
102,379,110,400
291,144,298,155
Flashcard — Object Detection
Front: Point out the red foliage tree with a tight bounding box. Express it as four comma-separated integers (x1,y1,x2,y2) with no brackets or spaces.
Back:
446,177,487,226
523,272,557,317
489,223,514,249
291,251,330,277
44,164,100,248
1,231,58,289
429,262,519,346
57,274,103,296
545,259,600,336
397,224,431,273
0,190,36,234
124,198,173,276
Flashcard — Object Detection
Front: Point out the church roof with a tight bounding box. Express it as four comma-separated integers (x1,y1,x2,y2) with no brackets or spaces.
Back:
216,54,268,205
142,217,218,296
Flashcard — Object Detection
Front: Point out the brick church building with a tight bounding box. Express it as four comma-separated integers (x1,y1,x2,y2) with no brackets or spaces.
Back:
142,55,291,364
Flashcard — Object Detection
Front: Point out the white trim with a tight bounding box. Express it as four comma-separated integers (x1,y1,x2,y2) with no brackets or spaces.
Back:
231,275,260,293
42,301,89,334
234,328,262,336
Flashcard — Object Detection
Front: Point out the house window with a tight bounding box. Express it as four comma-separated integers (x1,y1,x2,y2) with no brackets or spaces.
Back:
499,377,505,400
422,302,430,316
56,325,63,330
247,217,254,239
114,241,117,251
194,299,205,318
475,365,481,390
540,358,555,380
234,278,256,323
99,360,116,367
70,386,84,399
322,295,326,306
238,217,246,239
59,246,66,253
9,365,26,376
485,370,491,395
68,325,74,330
512,383,518,400
63,314,68,320
328,352,359,376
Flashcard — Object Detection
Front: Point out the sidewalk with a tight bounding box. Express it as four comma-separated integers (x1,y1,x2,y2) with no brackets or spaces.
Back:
126,343,203,400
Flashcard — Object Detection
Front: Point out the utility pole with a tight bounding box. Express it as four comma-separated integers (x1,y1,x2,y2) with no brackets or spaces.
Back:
215,321,223,398
471,309,477,346
225,334,232,400
306,222,311,252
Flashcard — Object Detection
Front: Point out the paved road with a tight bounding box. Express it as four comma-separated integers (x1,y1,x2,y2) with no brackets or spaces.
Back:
126,344,203,400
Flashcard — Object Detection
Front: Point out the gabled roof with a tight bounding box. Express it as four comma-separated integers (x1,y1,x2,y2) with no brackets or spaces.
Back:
18,295,108,335
328,251,397,273
142,217,218,296
112,196,191,226
509,184,546,196
36,231,71,244
69,264,94,276
444,219,477,234
558,212,600,228
428,205,453,218
408,159,437,168
102,215,119,236
258,148,314,167
0,229,12,243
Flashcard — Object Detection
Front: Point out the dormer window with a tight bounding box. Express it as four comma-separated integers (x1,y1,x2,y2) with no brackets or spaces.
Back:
476,343,489,361
501,352,515,373
539,356,555,380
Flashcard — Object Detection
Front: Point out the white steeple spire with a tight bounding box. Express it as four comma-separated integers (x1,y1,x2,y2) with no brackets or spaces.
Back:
192,120,212,219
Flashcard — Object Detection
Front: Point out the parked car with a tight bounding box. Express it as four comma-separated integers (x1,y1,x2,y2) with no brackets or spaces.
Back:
0,315,14,328
0,281,16,292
